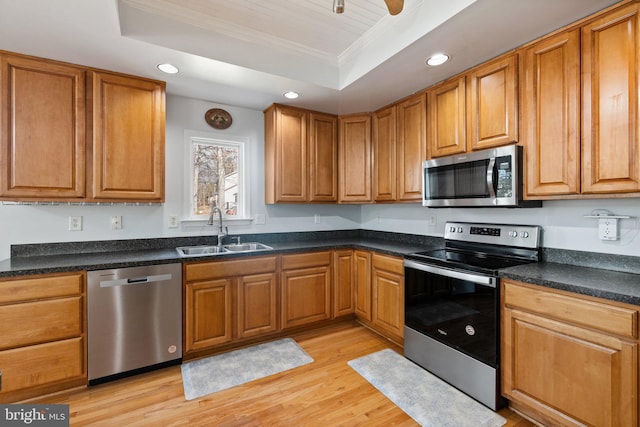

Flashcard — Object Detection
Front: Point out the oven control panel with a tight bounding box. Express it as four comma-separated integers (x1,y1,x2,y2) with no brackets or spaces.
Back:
444,222,540,248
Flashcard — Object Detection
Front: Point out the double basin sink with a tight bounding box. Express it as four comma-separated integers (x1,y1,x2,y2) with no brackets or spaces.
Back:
176,242,273,257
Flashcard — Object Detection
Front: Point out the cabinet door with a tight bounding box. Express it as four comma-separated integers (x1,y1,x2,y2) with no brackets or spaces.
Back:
371,254,404,341
397,94,426,201
503,307,637,427
467,54,518,150
333,250,354,318
339,114,372,203
582,3,640,194
0,54,86,199
281,265,331,329
309,112,338,202
237,272,278,339
354,250,372,321
427,76,466,158
185,279,233,352
90,72,165,201
373,105,397,201
265,105,308,203
522,30,581,197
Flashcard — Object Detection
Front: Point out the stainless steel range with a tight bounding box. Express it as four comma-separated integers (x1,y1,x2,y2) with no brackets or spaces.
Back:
404,222,541,410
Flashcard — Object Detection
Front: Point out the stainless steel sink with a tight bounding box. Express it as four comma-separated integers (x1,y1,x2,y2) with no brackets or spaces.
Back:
176,245,228,257
222,242,273,252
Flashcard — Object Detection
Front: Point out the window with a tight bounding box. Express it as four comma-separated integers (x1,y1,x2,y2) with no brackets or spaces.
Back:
186,131,247,220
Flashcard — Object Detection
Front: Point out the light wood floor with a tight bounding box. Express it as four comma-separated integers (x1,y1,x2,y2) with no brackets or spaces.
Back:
35,321,535,426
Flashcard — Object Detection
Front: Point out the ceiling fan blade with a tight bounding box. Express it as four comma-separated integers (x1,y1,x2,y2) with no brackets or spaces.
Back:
384,0,404,15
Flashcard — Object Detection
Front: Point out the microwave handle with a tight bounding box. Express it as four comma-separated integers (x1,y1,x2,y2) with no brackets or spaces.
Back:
486,157,496,199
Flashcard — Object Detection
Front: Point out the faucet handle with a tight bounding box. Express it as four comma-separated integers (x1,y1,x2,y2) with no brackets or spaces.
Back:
224,226,229,235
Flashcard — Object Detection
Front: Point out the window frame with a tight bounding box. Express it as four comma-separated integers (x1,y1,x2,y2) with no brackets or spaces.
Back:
183,130,250,222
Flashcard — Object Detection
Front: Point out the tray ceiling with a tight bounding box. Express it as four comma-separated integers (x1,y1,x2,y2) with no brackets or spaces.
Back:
0,0,623,113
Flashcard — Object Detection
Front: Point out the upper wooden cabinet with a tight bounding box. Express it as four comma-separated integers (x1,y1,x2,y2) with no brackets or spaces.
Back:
467,53,518,150
373,105,397,201
373,94,426,202
88,72,165,201
582,2,640,195
338,114,372,203
427,76,467,158
0,54,86,199
427,53,518,158
522,2,640,199
0,51,166,202
521,29,581,197
396,94,426,201
264,104,338,203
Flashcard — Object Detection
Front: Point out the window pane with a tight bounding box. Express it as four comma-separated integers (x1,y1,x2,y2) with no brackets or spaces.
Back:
192,142,240,217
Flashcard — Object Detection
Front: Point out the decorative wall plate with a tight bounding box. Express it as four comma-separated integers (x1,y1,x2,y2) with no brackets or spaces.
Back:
204,108,232,129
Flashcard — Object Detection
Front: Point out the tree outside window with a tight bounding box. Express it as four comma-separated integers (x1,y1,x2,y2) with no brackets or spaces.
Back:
190,137,244,219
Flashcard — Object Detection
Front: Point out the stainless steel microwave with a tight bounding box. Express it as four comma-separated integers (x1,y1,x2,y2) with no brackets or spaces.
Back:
422,145,541,208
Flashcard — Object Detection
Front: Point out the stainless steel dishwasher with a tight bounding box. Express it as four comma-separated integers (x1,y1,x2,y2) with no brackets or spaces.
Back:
88,263,182,383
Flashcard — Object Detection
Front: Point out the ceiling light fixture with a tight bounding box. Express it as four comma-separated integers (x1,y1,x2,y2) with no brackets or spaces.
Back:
426,53,450,66
333,0,345,14
157,63,179,74
283,91,299,99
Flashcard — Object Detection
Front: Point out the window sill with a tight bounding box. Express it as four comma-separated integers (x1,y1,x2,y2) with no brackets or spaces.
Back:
180,217,254,229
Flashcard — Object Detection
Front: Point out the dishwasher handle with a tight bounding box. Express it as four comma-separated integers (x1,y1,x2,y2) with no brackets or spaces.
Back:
99,273,173,288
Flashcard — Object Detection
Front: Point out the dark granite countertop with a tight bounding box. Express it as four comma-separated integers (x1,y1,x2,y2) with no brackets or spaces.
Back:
0,234,436,278
500,262,640,306
2,230,639,307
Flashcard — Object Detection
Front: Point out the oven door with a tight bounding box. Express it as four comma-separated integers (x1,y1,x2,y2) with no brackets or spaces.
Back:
404,259,499,367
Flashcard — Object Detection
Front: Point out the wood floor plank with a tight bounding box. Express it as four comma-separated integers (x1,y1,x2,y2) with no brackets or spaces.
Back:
31,321,533,426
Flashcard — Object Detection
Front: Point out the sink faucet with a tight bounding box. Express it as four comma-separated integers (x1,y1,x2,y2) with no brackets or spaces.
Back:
207,205,227,247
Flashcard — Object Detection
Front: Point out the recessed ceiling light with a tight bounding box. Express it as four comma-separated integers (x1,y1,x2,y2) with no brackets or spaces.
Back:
426,53,450,66
283,91,299,99
157,63,179,74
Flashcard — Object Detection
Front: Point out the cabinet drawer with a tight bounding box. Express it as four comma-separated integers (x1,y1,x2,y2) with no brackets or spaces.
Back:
0,273,84,304
0,337,85,395
372,253,404,275
503,281,638,339
281,251,332,270
185,256,277,282
0,296,83,350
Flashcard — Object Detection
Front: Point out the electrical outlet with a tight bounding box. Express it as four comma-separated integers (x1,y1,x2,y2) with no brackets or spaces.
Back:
68,216,82,231
314,214,321,224
429,215,437,226
376,215,382,224
254,213,266,225
168,215,179,228
111,215,122,230
598,218,618,241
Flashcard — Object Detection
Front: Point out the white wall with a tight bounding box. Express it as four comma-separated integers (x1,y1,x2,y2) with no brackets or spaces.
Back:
1,93,639,260
0,95,360,261
361,199,640,256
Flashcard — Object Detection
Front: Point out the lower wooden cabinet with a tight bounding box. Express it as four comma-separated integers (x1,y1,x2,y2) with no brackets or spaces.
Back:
237,272,278,339
333,250,355,318
184,256,278,355
0,272,86,403
352,251,404,343
371,253,404,342
185,278,234,352
281,251,332,329
354,250,372,321
502,280,638,427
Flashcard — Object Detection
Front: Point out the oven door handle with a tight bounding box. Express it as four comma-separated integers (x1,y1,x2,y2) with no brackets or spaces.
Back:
404,260,497,288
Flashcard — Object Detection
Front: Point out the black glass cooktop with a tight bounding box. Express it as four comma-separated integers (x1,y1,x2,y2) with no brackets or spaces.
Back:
406,248,535,275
